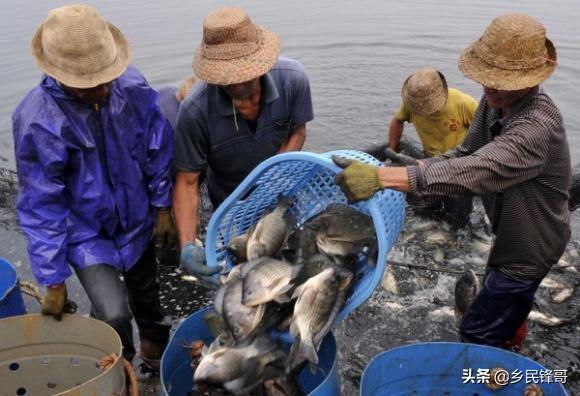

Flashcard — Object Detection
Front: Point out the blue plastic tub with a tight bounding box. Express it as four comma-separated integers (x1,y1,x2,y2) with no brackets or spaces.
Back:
360,342,569,396
0,257,26,319
205,150,405,323
161,307,340,395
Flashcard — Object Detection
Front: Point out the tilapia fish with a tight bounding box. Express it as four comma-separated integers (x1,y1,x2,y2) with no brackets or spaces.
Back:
227,229,252,263
214,275,266,343
242,257,301,306
247,195,295,260
305,204,377,268
194,335,283,395
287,267,352,371
454,268,480,325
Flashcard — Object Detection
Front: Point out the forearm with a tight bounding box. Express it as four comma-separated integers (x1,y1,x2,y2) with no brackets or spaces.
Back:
377,166,411,192
278,124,306,152
173,173,200,247
388,118,404,151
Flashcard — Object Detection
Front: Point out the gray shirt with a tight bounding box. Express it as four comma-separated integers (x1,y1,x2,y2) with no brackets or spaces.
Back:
408,87,571,280
174,56,313,205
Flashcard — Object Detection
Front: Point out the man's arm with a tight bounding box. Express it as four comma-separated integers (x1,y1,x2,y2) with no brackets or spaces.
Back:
388,117,405,151
173,171,201,247
278,123,306,152
12,117,71,286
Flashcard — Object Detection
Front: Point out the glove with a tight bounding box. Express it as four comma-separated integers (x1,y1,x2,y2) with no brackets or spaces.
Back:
155,207,177,252
180,241,221,288
41,283,67,321
332,155,383,202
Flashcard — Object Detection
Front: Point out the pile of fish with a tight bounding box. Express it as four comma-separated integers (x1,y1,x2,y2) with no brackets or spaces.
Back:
188,196,378,395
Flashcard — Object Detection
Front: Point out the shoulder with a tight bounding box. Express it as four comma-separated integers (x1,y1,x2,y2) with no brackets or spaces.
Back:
268,56,309,82
449,88,478,106
13,84,65,136
513,90,563,130
180,81,210,117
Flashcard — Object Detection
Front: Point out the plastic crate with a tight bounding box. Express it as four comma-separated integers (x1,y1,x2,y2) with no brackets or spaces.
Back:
360,342,569,395
205,150,405,323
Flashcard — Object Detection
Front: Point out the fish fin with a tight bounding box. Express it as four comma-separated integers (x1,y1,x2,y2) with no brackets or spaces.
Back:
274,292,291,304
291,283,305,299
336,268,354,291
299,337,319,365
289,320,299,338
213,286,225,315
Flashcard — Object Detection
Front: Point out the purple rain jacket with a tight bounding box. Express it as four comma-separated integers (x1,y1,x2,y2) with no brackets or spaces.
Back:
12,66,173,286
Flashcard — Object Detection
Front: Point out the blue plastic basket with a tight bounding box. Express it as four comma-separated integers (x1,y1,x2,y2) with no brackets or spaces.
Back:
205,150,405,323
360,342,569,396
160,307,340,396
0,257,26,319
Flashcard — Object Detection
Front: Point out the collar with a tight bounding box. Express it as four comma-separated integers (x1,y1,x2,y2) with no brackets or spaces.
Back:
215,72,280,116
494,85,540,127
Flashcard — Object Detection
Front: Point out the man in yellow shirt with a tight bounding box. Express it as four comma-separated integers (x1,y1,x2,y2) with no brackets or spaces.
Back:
388,68,479,227
388,67,478,157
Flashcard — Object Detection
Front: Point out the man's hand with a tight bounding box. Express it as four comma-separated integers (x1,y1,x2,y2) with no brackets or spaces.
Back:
41,284,67,321
332,156,383,202
155,207,177,251
180,241,221,288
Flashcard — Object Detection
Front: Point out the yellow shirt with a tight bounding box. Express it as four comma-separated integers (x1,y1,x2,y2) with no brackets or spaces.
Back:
394,88,479,156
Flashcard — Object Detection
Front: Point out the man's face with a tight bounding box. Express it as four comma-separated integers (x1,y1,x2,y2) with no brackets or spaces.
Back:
222,78,260,101
62,81,113,105
483,86,532,110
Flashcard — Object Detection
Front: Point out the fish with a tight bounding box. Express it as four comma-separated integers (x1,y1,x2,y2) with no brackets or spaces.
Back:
287,267,352,371
242,257,301,306
218,277,267,343
227,228,253,263
305,204,377,268
194,336,283,395
527,310,568,327
263,375,304,396
454,269,480,326
247,195,295,261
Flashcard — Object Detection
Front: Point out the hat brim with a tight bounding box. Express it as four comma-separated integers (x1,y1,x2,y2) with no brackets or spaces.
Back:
193,27,281,85
458,38,556,91
31,22,131,89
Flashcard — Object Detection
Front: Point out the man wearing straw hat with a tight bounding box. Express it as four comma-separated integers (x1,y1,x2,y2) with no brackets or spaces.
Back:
13,5,174,369
388,68,478,227
333,14,569,351
173,8,313,287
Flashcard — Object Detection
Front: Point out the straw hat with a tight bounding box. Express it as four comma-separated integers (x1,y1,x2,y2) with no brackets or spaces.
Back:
459,13,557,90
402,68,448,116
31,5,130,89
193,8,281,85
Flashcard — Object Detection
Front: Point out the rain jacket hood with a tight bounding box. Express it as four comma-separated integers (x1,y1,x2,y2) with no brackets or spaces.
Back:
13,66,173,285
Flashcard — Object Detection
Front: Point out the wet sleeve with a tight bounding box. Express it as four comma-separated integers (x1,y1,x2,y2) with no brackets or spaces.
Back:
416,119,552,197
173,102,209,172
13,116,72,286
289,70,314,128
394,103,410,123
144,91,174,208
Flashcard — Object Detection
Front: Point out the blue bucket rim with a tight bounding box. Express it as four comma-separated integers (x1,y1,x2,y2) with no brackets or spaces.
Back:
0,257,19,301
360,341,569,394
160,305,339,395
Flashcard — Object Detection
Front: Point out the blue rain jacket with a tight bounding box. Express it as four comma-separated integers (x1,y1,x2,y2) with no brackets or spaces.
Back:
12,66,173,286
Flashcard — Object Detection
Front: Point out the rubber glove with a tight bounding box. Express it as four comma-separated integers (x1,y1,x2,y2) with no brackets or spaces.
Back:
180,241,221,289
41,283,67,321
332,155,383,202
155,207,177,251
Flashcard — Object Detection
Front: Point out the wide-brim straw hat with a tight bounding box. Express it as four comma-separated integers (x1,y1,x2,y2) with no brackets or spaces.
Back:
31,5,130,89
459,13,557,91
402,67,448,116
193,8,281,85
